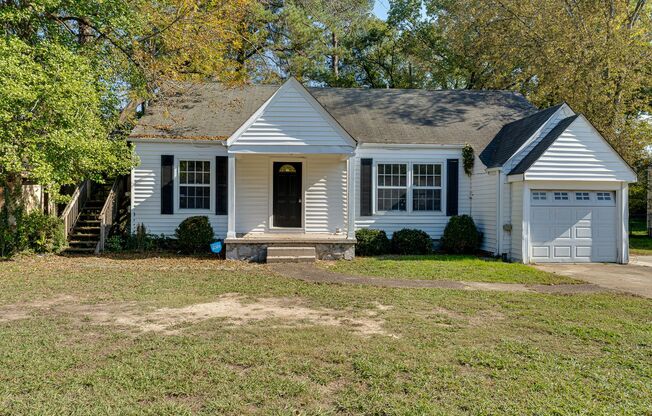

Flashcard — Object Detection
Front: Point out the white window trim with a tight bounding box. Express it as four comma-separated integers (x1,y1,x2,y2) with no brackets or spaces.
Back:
376,163,409,213
372,160,446,215
412,163,443,212
176,158,214,214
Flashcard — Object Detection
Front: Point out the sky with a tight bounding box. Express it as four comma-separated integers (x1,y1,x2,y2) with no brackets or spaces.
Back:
373,0,389,20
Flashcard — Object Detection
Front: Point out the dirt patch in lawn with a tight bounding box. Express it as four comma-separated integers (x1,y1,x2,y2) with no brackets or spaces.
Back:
0,294,395,338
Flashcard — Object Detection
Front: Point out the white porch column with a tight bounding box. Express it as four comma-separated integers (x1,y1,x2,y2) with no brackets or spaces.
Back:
347,155,356,239
227,153,236,238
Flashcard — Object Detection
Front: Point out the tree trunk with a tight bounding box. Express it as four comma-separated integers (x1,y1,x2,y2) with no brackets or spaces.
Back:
331,32,339,80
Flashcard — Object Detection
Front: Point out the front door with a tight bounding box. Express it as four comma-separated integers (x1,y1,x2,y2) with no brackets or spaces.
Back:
273,162,302,228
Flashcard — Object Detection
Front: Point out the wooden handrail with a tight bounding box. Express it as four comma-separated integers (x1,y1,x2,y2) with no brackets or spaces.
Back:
95,178,124,253
59,179,91,241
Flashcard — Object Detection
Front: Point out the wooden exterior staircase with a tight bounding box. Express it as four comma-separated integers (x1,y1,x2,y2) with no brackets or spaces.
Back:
60,177,128,254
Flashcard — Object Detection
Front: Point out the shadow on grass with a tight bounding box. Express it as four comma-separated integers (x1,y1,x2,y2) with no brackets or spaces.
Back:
364,253,501,263
58,251,224,261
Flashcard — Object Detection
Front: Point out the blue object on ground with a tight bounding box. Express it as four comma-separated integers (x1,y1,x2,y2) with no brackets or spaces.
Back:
210,241,223,254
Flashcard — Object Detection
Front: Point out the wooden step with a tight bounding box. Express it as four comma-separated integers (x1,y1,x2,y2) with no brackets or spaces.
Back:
266,247,316,263
63,247,96,254
68,240,98,247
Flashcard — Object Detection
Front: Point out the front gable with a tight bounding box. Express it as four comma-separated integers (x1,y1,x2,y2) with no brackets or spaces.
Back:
510,115,636,182
228,78,356,154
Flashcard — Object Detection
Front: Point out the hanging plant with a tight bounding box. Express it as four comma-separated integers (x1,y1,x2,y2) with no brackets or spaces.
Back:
462,144,475,176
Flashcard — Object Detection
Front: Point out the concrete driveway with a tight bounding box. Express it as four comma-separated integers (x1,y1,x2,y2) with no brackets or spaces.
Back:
535,258,652,299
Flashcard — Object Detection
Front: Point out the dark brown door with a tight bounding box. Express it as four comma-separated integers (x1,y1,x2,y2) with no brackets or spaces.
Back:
273,162,302,228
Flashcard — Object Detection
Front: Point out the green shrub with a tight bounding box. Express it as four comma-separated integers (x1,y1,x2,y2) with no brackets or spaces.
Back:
441,215,481,254
355,228,391,256
22,211,66,253
104,235,124,252
175,216,214,254
391,228,432,255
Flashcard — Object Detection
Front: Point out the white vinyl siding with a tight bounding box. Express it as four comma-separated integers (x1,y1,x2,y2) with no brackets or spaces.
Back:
234,155,269,233
503,104,575,173
231,81,354,152
524,116,636,182
234,154,347,235
354,147,470,239
131,142,227,236
510,181,523,261
470,157,497,253
305,156,348,233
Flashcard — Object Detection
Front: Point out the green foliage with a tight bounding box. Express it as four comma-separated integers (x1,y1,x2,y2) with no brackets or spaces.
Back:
0,38,133,189
107,224,179,253
462,144,474,176
0,197,65,257
104,235,125,253
22,212,66,253
391,228,432,255
355,228,391,256
389,0,652,165
175,216,215,254
441,215,482,254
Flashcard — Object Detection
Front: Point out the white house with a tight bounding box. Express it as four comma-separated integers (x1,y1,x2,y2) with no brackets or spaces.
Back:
129,78,636,263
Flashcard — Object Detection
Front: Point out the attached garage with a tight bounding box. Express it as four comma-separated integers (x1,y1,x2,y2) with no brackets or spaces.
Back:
496,107,637,264
529,190,617,263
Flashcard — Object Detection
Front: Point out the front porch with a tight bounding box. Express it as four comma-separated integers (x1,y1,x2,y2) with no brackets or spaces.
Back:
225,153,357,261
225,233,356,262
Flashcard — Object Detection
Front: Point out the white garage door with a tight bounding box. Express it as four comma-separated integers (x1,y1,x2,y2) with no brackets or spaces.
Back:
530,190,617,263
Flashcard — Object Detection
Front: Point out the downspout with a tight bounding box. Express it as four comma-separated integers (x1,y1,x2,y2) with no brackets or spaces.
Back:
496,169,503,257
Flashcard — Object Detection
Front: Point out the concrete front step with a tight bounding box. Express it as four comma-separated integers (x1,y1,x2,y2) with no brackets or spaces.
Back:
267,246,316,263
267,255,316,264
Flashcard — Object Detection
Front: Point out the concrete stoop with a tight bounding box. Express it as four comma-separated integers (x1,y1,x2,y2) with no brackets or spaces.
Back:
266,247,316,263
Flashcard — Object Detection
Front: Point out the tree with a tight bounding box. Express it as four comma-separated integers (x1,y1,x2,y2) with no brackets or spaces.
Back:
389,0,652,164
0,0,256,254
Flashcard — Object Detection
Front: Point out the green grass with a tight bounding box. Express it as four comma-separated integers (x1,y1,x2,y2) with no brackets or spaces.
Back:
630,217,652,255
1,255,651,414
320,254,578,285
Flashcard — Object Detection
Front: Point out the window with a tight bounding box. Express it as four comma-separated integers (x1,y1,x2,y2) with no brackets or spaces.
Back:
554,192,569,201
597,192,613,201
532,191,547,201
412,164,442,211
377,164,407,211
575,192,590,201
179,160,211,209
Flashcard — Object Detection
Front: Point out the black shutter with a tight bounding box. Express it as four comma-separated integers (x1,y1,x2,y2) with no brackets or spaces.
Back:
161,155,174,215
360,158,372,216
215,156,228,215
446,159,459,216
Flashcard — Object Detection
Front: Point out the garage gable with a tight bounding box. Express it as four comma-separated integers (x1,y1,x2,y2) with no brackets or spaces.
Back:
227,77,356,154
510,115,636,182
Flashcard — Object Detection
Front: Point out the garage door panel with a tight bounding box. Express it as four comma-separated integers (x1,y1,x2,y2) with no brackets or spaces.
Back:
553,246,572,258
553,226,571,239
530,190,617,263
555,210,572,223
531,207,552,225
531,246,550,259
575,246,592,258
575,226,592,238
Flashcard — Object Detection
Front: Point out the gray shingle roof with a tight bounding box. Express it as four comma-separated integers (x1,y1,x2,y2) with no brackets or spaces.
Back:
479,104,563,169
509,115,579,175
131,83,279,140
306,88,535,148
130,82,537,151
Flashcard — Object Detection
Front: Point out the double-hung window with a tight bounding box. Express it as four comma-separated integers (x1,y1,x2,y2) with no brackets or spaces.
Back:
179,160,211,210
412,164,442,211
377,164,407,211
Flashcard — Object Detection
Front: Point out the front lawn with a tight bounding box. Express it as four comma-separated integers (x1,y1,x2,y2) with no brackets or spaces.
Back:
630,217,652,255
320,254,578,285
1,255,650,414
